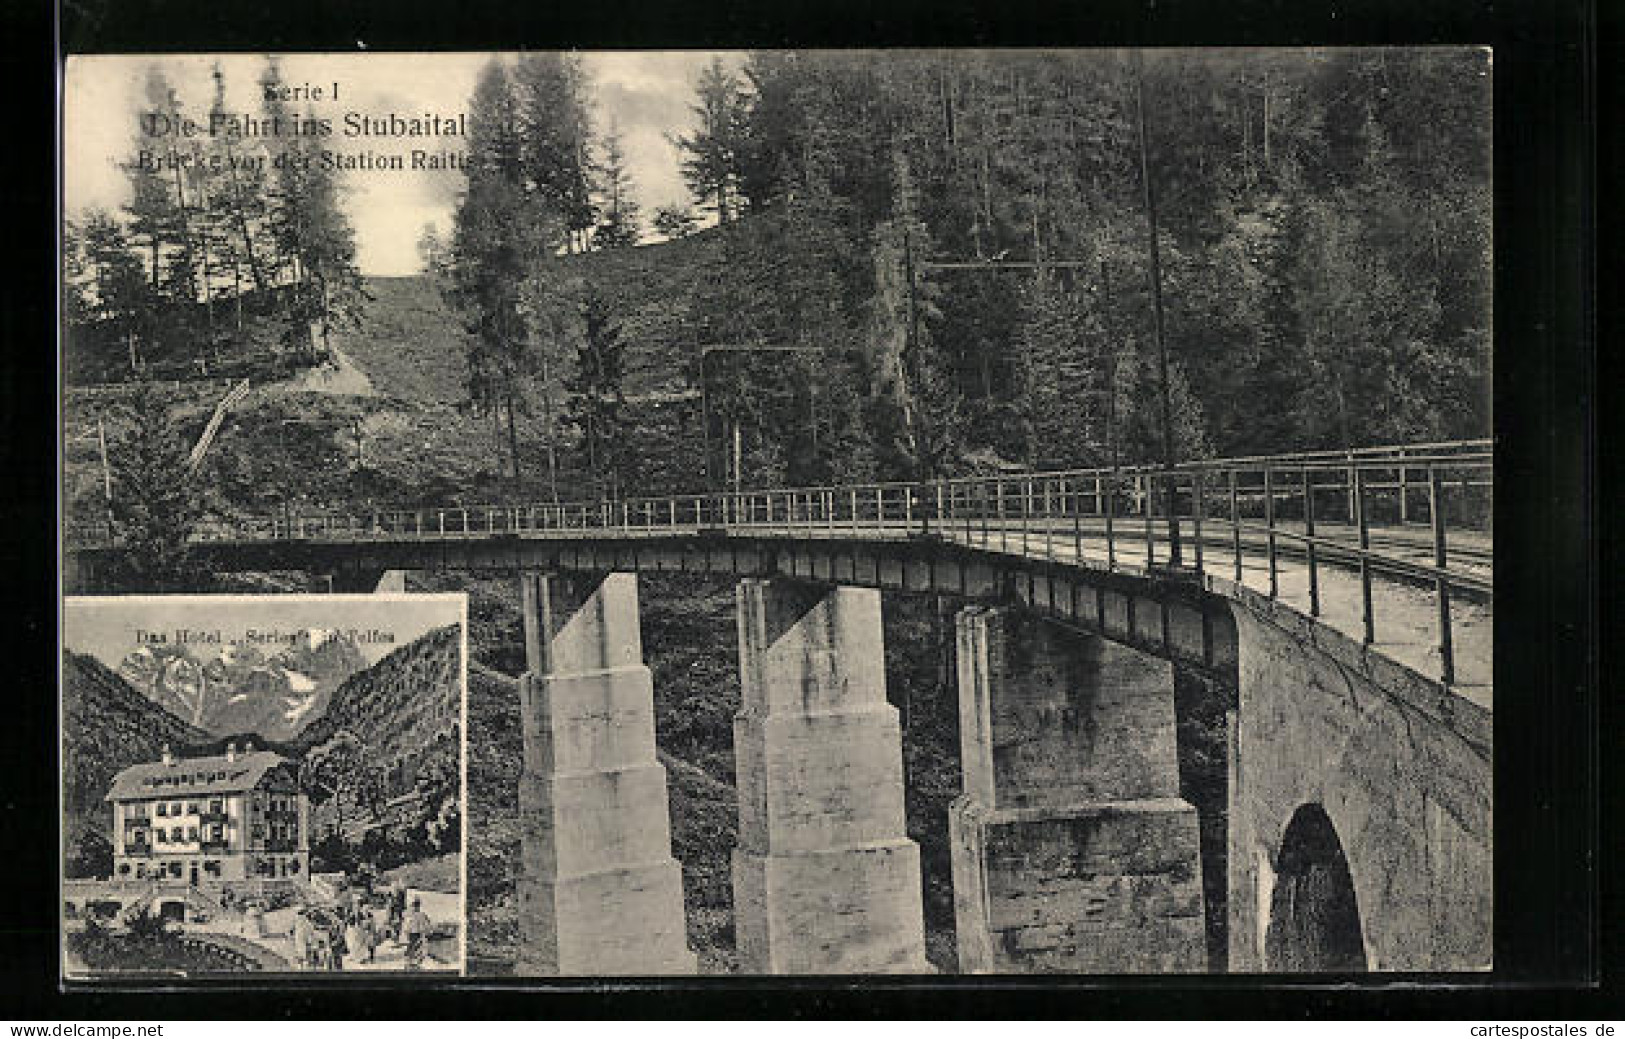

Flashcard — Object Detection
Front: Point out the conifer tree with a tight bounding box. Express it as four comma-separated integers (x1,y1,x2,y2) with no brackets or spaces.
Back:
450,59,552,490
124,67,186,295
206,62,271,306
260,59,365,355
865,152,962,480
563,285,628,499
513,53,596,254
592,123,642,249
105,384,205,590
677,58,749,225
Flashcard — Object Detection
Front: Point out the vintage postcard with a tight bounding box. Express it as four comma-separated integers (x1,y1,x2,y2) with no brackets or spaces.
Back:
61,594,467,977
61,50,1491,978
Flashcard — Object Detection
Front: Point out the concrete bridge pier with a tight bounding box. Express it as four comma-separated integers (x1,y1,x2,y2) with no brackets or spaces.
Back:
514,571,696,975
949,605,1208,973
731,579,930,974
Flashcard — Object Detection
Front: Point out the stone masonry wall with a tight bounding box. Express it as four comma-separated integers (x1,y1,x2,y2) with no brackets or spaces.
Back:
952,606,1206,973
1225,598,1491,972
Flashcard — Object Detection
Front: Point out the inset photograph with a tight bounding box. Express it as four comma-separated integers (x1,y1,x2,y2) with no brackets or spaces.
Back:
61,593,466,978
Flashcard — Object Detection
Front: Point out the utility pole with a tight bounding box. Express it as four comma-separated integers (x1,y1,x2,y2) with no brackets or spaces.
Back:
699,349,712,491
731,420,742,496
1133,49,1183,568
698,344,824,494
1102,259,1119,474
97,413,114,540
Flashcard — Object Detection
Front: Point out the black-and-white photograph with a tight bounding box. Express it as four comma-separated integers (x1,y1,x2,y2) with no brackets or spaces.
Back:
60,594,466,977
60,48,1491,977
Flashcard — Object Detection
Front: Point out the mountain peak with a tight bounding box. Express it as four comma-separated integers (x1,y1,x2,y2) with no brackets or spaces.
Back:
112,628,370,742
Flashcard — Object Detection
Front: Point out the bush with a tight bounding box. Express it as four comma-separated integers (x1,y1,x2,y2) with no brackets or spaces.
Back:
124,905,170,940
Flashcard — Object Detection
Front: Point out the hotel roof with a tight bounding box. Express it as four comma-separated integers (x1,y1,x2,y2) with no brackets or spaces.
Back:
105,750,292,802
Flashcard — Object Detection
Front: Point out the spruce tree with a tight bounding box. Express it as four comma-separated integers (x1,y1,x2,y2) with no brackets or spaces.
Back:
592,123,642,249
105,383,205,590
449,59,552,490
563,285,628,499
677,58,748,225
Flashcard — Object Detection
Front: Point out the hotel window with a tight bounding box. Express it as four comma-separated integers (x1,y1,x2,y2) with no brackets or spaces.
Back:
188,801,199,814
157,803,168,817
187,826,198,842
210,799,222,814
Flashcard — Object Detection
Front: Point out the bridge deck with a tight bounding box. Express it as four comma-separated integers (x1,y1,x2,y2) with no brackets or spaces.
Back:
77,444,1492,709
187,512,1491,711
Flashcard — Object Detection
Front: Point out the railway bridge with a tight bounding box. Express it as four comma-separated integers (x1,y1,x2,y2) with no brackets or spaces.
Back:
70,441,1493,975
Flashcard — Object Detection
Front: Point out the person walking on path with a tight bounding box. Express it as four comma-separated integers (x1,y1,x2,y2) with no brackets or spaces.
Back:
344,908,366,969
290,909,313,970
388,882,407,942
402,896,431,970
362,910,380,969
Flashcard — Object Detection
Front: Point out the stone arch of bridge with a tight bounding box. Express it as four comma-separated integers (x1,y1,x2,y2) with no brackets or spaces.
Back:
1263,803,1367,973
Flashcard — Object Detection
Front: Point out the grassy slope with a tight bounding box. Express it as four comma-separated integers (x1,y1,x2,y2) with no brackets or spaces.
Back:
65,230,725,540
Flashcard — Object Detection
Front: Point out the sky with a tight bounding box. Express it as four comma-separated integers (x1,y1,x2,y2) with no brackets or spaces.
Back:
64,52,744,276
64,594,465,670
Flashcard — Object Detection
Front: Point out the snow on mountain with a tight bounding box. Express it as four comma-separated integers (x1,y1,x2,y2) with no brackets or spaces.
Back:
283,693,320,727
113,628,369,742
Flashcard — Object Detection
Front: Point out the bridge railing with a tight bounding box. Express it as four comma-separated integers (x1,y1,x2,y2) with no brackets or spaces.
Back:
149,441,1493,687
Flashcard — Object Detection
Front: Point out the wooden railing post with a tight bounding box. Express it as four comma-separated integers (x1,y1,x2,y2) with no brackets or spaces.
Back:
1105,472,1117,568
1143,473,1155,568
1355,467,1375,645
1072,478,1083,563
1043,479,1054,560
1191,471,1204,573
1263,466,1278,598
1303,467,1320,617
1229,469,1241,582
1430,467,1456,686
997,480,1008,553
1022,478,1032,557
1398,452,1411,524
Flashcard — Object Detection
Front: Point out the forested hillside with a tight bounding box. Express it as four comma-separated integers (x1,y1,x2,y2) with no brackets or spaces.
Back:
294,624,462,867
65,50,1491,566
438,49,1490,503
60,650,210,878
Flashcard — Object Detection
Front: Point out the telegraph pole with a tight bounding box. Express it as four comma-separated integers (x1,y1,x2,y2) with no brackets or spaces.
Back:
1133,49,1183,568
97,413,114,540
698,344,824,494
